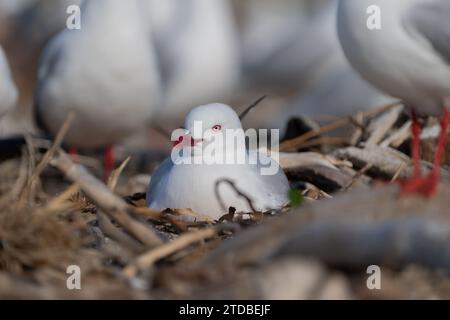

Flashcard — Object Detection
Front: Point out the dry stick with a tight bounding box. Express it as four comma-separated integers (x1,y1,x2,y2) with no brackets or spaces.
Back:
18,113,75,205
123,227,218,278
391,162,407,182
279,101,402,152
23,133,37,175
134,206,214,224
51,150,162,248
21,134,38,205
295,136,348,150
43,183,80,213
107,156,131,192
100,156,145,253
350,112,364,146
29,112,75,186
96,208,145,253
366,105,403,145
239,95,267,120
381,120,412,148
0,148,28,208
344,163,373,190
215,178,258,213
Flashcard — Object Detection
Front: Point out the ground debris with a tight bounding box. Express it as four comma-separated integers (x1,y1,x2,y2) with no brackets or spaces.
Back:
1,103,450,299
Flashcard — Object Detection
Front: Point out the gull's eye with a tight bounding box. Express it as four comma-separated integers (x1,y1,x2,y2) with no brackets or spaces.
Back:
212,124,222,132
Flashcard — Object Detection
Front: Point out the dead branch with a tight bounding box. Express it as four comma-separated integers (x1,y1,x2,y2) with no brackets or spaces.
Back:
239,95,267,121
279,152,340,170
343,163,373,190
50,149,162,248
123,227,219,278
28,112,75,186
272,218,450,270
333,145,412,179
202,182,450,269
381,120,412,148
95,156,145,252
279,101,402,152
215,178,258,213
333,144,450,180
96,208,145,253
349,112,364,146
107,156,131,191
366,105,403,145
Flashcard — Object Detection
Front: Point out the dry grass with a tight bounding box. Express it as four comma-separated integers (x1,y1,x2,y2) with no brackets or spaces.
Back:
0,103,450,299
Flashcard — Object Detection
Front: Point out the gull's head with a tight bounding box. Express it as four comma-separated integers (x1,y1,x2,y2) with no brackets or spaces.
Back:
172,103,244,156
184,103,242,136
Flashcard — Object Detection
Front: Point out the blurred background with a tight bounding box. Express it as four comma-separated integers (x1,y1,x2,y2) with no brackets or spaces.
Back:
0,0,395,152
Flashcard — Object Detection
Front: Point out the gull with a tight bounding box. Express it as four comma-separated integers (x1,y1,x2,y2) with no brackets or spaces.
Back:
146,0,241,125
146,103,290,219
337,0,450,196
239,0,394,132
34,0,161,177
241,0,334,86
0,46,17,118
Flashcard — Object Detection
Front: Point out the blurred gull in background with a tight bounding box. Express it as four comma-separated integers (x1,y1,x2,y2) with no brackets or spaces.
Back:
34,0,161,174
240,0,333,87
337,0,450,196
238,0,394,134
147,0,241,127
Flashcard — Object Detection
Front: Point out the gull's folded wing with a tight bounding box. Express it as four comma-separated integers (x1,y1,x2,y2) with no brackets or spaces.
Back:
406,0,450,64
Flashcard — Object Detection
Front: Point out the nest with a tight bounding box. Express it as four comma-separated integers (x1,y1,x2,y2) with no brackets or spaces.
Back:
1,101,450,299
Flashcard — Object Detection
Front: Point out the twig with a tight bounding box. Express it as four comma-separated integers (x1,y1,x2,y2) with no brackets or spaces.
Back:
107,156,131,192
295,136,348,150
0,147,28,208
42,183,80,213
51,149,162,248
239,95,267,121
279,101,402,152
28,112,75,186
381,120,412,148
349,112,364,146
343,163,373,190
100,155,147,252
391,162,407,182
123,227,218,278
366,105,403,145
215,179,258,213
97,208,145,253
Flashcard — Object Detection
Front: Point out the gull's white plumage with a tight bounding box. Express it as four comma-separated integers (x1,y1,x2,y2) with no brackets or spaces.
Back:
146,103,290,219
35,0,161,148
241,0,334,86
239,0,394,132
337,0,450,116
0,46,18,118
337,0,450,197
146,0,240,124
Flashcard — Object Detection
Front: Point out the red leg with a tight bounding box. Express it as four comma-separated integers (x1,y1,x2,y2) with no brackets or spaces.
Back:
104,146,115,181
400,108,449,197
69,147,79,162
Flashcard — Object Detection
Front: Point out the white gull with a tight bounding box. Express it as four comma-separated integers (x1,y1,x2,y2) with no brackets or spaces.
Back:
146,103,290,219
337,0,450,196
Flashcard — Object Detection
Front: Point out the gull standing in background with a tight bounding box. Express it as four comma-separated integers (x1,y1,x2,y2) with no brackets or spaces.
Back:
0,46,18,119
337,0,450,196
147,103,290,219
239,0,394,133
34,0,161,177
146,0,241,126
